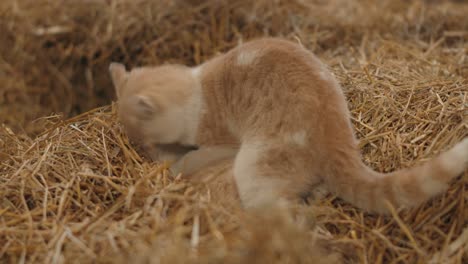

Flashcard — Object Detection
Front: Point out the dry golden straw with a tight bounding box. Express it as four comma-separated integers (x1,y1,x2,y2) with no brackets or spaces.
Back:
1,0,467,263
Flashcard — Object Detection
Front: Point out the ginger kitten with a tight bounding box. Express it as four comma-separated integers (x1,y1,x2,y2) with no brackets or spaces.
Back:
110,38,468,213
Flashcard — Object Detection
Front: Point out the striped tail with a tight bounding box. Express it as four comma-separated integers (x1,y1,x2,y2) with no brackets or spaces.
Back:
325,138,468,214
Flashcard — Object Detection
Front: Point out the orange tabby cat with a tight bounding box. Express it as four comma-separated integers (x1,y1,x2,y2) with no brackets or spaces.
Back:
110,38,467,213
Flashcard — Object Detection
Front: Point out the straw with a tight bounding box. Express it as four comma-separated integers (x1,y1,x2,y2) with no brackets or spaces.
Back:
1,0,467,263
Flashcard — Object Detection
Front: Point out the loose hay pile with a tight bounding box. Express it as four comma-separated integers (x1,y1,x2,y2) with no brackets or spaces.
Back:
1,0,468,263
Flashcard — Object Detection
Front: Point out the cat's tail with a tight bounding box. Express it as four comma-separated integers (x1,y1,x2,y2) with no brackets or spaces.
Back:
324,138,468,214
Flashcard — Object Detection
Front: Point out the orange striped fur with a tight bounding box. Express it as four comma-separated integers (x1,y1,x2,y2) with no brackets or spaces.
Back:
110,38,468,213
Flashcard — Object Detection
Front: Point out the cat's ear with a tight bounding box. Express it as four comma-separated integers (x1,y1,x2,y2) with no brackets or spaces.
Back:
130,94,158,120
109,62,128,98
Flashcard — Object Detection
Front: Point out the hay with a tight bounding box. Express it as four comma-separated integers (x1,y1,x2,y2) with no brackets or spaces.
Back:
0,106,349,263
1,0,467,263
2,0,467,134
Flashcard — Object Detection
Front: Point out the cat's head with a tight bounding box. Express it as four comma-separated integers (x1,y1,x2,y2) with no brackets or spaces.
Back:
109,62,198,148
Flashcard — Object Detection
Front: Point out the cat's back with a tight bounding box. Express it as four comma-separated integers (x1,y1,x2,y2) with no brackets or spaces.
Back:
200,37,329,94
200,37,342,111
235,37,302,54
229,37,319,68
198,38,345,135
201,38,319,77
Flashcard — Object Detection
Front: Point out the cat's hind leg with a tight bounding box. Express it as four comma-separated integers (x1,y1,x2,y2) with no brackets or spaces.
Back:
233,140,313,210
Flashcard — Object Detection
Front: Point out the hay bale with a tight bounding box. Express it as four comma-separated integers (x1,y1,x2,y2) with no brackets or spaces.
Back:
1,0,467,263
